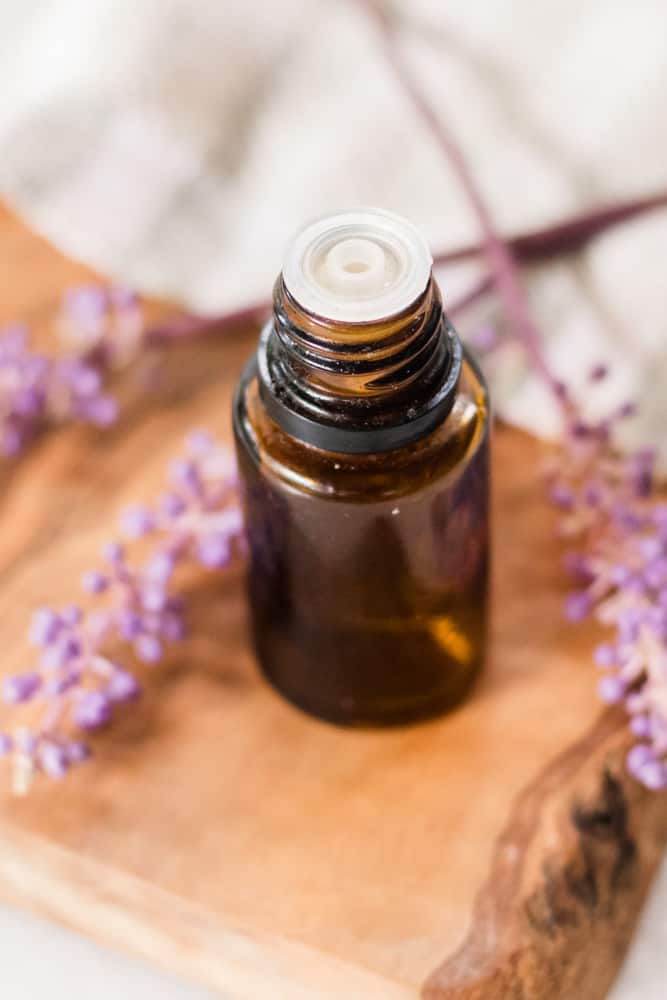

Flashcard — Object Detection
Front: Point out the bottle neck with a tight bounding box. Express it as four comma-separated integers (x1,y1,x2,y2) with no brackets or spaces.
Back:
256,275,462,454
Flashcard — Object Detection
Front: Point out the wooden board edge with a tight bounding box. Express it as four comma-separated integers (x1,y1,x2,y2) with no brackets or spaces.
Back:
0,824,415,1000
423,709,667,999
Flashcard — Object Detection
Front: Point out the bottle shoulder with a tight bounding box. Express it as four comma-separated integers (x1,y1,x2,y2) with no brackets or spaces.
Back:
233,358,489,501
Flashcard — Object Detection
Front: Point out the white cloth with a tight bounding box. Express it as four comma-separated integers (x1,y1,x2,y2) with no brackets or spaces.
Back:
1,0,666,451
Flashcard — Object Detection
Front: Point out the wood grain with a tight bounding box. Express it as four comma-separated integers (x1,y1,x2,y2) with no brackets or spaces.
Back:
0,203,665,999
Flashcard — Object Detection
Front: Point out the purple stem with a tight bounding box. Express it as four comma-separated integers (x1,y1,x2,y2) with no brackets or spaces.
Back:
142,198,667,349
362,0,561,397
146,299,271,344
433,190,667,269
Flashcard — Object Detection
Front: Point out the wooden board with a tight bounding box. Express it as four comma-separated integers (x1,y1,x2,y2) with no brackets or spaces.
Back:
0,204,666,1000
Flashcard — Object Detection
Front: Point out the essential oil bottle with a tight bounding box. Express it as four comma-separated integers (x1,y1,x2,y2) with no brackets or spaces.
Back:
233,209,490,726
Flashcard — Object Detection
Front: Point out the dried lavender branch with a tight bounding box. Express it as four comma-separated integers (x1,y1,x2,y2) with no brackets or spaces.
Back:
433,190,667,268
362,0,560,396
146,297,271,344
144,194,667,346
0,430,243,791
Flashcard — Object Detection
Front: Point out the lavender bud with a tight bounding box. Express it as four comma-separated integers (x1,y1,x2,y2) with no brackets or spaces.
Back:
118,609,143,641
44,672,81,697
87,610,112,642
71,365,102,398
109,285,137,308
15,729,37,755
564,591,591,623
74,691,112,730
638,536,663,562
197,534,230,569
213,508,243,537
608,564,631,587
81,570,109,594
38,743,69,779
41,637,80,671
102,541,125,564
169,458,201,493
582,482,602,507
630,715,652,739
120,504,155,539
64,741,90,764
1,424,24,456
135,635,162,664
644,558,667,591
593,643,617,668
64,285,108,323
61,604,83,626
549,483,574,509
637,759,667,790
569,420,590,439
627,743,655,775
145,550,176,583
106,669,141,703
562,552,593,583
29,607,61,646
3,672,42,704
142,584,168,613
186,429,215,455
158,493,186,518
597,675,625,704
83,395,119,428
161,613,186,642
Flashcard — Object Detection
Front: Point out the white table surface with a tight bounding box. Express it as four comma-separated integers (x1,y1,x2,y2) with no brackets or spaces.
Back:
1,856,665,999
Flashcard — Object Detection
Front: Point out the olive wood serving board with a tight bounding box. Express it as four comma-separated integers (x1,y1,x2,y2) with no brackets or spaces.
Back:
0,205,666,1000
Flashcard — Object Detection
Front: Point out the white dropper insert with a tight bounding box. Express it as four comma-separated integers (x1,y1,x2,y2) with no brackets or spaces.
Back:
282,208,433,324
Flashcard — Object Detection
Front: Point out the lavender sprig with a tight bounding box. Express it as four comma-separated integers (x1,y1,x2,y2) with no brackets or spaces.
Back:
0,285,145,457
0,430,242,793
547,369,667,788
361,0,667,791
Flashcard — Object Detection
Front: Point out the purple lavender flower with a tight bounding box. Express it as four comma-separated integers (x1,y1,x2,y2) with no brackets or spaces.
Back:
106,669,141,703
135,635,162,664
3,673,42,704
120,505,155,538
197,534,231,569
81,570,109,594
38,743,69,779
74,691,112,730
0,298,126,458
597,675,626,704
548,374,667,791
29,607,61,646
64,741,91,764
593,643,617,668
564,591,591,623
0,429,243,790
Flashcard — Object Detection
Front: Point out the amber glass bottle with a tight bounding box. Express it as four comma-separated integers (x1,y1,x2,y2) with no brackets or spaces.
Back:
233,209,489,726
